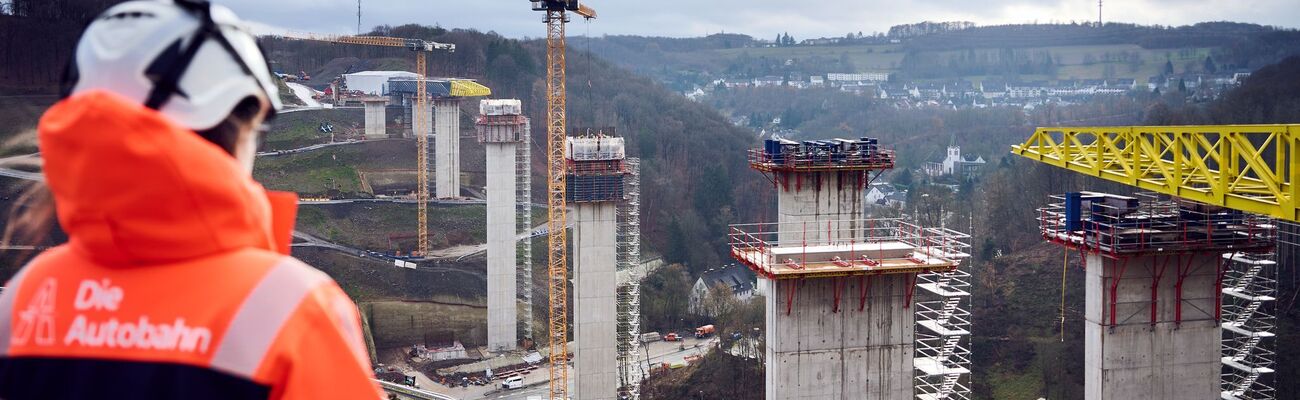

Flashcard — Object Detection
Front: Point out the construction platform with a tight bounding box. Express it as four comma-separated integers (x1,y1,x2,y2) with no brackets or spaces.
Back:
751,138,895,173
1038,192,1275,257
729,219,969,280
566,135,627,203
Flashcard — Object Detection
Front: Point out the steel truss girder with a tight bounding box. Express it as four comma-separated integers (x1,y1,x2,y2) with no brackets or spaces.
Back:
1012,125,1300,221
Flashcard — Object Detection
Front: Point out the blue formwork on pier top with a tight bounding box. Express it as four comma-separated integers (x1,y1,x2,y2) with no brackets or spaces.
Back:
566,174,625,203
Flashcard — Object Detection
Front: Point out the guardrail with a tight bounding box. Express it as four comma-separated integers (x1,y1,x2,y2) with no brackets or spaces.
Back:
374,379,458,400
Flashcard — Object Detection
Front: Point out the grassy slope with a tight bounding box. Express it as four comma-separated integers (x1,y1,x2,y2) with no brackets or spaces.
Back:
263,108,364,151
711,43,905,71
297,203,488,252
254,139,416,195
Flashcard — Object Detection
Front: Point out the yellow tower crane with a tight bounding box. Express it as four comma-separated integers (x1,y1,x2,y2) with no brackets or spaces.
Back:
1012,125,1300,221
280,32,454,256
528,1,595,399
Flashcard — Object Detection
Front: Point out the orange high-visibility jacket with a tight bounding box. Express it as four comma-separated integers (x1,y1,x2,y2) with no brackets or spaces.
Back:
0,91,383,399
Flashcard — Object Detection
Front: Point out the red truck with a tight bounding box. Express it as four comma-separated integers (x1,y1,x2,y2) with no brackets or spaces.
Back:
663,332,681,342
695,325,715,338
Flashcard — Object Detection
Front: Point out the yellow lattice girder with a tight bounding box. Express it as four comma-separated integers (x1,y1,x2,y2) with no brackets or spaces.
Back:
448,80,492,97
1011,125,1300,221
283,31,454,52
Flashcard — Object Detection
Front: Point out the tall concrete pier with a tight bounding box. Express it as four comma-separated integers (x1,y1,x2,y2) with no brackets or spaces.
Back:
363,97,388,139
435,98,460,198
1037,193,1276,400
730,138,967,400
477,100,530,352
566,135,627,400
1082,252,1220,399
411,99,432,140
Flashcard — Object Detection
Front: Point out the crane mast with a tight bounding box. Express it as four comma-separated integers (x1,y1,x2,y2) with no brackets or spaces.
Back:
415,52,429,254
530,2,594,398
543,9,571,400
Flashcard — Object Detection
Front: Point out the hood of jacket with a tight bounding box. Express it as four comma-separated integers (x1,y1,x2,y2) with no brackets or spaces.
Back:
38,90,296,265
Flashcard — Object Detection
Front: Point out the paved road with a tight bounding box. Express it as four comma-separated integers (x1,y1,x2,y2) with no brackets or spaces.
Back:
256,139,365,157
0,153,43,182
299,197,487,206
486,337,718,400
376,379,458,400
285,82,323,108
0,167,42,182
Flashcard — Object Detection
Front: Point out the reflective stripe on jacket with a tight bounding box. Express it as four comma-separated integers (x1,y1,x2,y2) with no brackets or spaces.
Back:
0,91,382,399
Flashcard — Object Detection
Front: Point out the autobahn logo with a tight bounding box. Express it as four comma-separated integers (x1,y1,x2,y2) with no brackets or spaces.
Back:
12,278,57,346
62,279,214,353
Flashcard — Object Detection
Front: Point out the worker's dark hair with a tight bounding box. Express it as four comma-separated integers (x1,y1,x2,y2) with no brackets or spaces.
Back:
195,96,263,155
2,182,58,262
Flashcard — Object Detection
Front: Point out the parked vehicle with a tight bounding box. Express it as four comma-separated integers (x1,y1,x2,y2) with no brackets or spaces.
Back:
640,332,661,343
502,376,524,390
663,332,680,342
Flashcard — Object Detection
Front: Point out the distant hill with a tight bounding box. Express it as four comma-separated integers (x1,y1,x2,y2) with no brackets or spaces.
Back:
574,22,1300,88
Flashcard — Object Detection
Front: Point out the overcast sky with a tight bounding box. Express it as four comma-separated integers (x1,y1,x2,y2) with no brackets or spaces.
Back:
221,0,1300,40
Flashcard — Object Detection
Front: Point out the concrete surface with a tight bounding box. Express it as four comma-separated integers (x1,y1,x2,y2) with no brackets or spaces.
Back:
413,100,433,140
775,171,867,243
487,142,519,352
435,99,460,198
764,276,914,400
766,170,912,399
572,202,619,400
1083,253,1220,400
364,99,387,139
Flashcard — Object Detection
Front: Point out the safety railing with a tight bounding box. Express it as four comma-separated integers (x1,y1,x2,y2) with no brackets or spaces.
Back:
728,219,970,271
747,147,896,171
1038,193,1276,256
475,115,529,143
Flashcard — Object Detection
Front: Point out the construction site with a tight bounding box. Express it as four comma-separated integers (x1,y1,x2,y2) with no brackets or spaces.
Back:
4,1,1300,400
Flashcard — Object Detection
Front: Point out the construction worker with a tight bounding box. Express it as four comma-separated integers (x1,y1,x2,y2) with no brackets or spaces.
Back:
0,1,382,398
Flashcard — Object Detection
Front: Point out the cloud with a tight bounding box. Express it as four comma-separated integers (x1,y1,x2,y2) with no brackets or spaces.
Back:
214,0,1300,40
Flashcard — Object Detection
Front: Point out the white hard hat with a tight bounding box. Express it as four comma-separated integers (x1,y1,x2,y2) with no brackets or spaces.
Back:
65,0,282,131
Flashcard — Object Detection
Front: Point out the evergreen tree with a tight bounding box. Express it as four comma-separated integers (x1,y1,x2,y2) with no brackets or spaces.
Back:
1204,56,1218,73
1164,59,1175,76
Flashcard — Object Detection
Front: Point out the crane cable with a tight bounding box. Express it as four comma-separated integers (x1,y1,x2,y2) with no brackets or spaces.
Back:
584,19,594,123
1059,249,1068,342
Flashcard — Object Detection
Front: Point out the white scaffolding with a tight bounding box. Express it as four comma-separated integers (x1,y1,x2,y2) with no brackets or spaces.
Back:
516,127,534,341
914,266,973,400
1220,251,1277,400
616,158,644,399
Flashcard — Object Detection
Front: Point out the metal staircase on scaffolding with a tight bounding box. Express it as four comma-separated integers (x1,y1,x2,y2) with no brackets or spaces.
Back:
1220,252,1277,400
616,158,644,399
915,268,973,400
516,130,534,341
